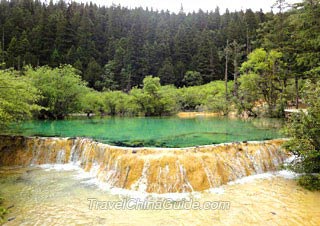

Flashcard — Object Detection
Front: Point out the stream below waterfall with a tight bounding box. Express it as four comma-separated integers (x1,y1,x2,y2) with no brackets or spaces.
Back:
0,166,319,226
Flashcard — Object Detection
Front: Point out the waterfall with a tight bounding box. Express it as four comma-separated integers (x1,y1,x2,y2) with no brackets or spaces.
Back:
0,135,289,194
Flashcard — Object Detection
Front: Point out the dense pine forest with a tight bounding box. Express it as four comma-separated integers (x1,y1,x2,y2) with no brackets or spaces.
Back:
0,0,268,89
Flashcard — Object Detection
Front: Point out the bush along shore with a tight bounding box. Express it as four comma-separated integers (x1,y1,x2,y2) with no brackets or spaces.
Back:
0,196,8,224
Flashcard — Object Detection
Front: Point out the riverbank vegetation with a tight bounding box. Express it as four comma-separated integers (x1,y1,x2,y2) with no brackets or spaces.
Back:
0,65,304,122
0,0,319,189
284,80,320,190
1,67,234,121
0,69,40,127
0,195,8,224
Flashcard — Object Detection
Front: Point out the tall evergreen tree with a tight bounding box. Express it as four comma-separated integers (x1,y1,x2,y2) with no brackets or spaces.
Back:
0,0,273,89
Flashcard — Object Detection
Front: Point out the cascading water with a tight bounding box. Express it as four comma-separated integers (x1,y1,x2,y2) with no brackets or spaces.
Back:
0,135,288,194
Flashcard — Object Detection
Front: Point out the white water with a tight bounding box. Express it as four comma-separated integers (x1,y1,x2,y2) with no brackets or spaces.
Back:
36,158,299,201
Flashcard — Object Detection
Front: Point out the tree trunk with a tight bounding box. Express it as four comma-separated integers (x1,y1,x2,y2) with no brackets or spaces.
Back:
225,40,229,101
295,75,299,109
225,54,228,101
17,55,20,71
246,27,250,56
233,54,238,98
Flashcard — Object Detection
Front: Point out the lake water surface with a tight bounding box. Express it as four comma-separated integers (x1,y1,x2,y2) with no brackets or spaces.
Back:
3,117,284,148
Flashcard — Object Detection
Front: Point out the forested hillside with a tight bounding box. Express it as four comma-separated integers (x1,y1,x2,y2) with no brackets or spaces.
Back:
0,0,319,117
0,0,267,90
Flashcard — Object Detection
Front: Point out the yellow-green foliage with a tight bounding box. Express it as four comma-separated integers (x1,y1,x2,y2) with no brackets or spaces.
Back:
0,196,7,223
0,69,40,127
177,80,233,113
80,77,234,116
239,48,284,116
81,90,105,114
26,65,90,119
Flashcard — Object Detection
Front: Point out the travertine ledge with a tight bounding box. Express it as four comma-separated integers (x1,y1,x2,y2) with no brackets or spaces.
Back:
0,135,288,193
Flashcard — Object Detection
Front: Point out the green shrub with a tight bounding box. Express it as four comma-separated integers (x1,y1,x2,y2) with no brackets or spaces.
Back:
0,69,40,127
284,80,320,190
27,65,89,119
297,175,320,191
0,196,8,224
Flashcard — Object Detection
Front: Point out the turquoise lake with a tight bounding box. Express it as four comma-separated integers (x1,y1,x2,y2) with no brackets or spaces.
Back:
3,117,284,148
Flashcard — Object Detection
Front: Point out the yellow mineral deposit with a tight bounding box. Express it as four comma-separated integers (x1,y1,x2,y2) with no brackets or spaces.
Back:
0,135,289,194
177,112,221,118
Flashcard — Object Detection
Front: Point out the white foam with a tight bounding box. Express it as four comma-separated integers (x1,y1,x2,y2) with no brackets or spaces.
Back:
276,170,299,179
79,175,198,201
207,187,225,194
39,163,81,171
228,172,274,185
284,155,298,164
227,170,300,186
74,170,95,179
151,191,201,201
35,162,300,200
